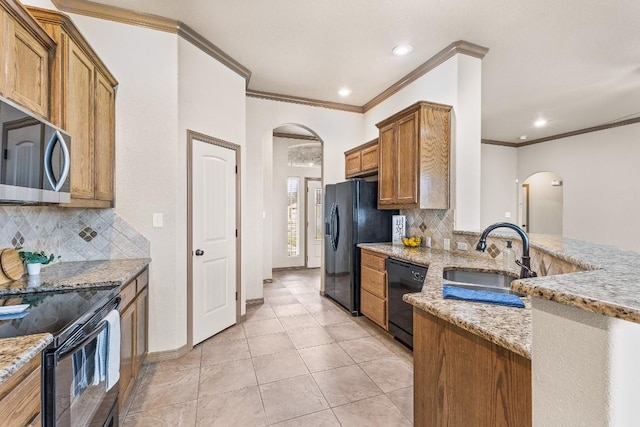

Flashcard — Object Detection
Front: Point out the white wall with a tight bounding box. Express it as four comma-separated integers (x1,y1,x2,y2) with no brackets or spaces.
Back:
480,144,518,227
518,123,640,251
532,298,640,426
523,171,563,235
177,38,247,324
246,97,364,297
363,55,483,231
38,9,246,353
271,138,321,268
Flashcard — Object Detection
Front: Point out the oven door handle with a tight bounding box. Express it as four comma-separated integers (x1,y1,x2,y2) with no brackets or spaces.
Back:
57,320,108,360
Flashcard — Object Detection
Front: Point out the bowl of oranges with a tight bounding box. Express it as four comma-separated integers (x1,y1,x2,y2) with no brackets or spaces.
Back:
402,236,422,247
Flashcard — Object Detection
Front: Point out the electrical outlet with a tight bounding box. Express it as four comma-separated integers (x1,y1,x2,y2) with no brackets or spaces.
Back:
152,213,163,228
457,241,468,251
443,238,450,251
505,211,512,218
424,236,432,248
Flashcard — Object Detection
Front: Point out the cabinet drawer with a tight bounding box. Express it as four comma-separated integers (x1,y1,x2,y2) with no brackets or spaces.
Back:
361,266,386,299
136,269,149,293
361,250,387,271
361,290,387,329
361,144,378,171
119,279,136,310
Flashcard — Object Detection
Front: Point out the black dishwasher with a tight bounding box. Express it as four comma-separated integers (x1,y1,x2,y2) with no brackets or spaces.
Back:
387,258,427,349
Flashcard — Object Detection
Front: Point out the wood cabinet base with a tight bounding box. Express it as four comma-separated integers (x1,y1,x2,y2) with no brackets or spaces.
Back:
413,308,531,426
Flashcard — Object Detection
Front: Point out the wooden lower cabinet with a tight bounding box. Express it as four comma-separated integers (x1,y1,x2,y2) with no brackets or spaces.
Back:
414,308,532,427
360,250,388,329
119,268,149,409
0,354,42,426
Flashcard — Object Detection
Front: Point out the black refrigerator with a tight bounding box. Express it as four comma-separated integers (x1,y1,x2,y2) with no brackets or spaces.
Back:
324,180,398,315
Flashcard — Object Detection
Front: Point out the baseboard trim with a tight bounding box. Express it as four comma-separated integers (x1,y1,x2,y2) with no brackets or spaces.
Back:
247,298,264,306
146,343,190,363
272,266,306,272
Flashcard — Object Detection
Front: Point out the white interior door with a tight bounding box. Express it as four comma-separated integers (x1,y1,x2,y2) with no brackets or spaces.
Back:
306,179,322,268
192,139,236,345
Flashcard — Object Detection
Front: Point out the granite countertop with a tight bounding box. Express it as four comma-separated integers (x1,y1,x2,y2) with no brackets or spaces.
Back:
0,258,151,296
457,231,640,323
0,333,53,386
359,242,532,359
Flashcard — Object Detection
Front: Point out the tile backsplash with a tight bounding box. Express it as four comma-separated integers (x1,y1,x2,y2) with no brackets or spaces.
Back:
0,207,149,262
401,209,454,250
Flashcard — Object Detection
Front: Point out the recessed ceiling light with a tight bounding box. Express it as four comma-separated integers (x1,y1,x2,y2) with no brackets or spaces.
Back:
338,88,351,97
534,118,547,127
392,44,414,56
519,135,528,140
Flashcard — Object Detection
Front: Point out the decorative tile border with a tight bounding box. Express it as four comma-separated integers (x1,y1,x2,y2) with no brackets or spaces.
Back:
0,207,149,262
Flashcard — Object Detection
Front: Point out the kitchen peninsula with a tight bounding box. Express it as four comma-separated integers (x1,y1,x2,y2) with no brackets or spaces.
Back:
360,231,640,426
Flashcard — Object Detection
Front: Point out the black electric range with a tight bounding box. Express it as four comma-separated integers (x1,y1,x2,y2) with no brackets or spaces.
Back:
0,286,119,346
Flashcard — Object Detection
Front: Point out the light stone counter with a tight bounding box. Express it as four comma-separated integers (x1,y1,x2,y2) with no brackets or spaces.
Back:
361,233,640,359
0,258,151,295
456,231,640,323
0,333,52,385
358,242,532,358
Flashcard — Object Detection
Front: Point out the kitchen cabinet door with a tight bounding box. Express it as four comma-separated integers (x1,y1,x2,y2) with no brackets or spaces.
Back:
94,70,115,201
378,124,395,205
119,301,135,410
67,38,95,199
134,286,148,375
344,139,379,179
395,111,419,205
1,10,51,118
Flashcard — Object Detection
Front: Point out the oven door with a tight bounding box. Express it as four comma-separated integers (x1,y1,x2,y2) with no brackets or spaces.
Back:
44,321,118,427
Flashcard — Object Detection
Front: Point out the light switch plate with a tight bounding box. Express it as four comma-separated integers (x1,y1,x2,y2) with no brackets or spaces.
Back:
444,238,450,251
457,242,468,251
153,213,163,228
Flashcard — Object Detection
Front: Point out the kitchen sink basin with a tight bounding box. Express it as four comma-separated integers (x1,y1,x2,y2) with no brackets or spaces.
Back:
443,269,523,296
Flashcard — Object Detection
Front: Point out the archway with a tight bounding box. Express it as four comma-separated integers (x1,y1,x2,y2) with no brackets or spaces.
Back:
265,124,324,276
520,171,563,235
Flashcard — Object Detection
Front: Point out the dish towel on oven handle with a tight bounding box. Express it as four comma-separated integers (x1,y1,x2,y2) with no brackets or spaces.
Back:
93,309,121,390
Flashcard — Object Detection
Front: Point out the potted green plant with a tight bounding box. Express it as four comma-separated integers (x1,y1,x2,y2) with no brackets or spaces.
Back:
17,249,60,276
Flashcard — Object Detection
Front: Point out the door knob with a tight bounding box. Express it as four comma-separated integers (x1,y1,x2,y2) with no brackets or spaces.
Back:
195,249,204,256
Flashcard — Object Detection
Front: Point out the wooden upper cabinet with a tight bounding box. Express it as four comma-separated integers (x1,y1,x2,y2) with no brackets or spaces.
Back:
344,139,378,179
0,0,56,118
376,101,452,210
28,6,117,208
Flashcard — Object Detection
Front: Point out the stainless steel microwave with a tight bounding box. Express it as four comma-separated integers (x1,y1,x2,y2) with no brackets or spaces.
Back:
0,96,71,204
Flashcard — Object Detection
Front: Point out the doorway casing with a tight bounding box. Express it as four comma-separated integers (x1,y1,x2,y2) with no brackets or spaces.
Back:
186,129,242,350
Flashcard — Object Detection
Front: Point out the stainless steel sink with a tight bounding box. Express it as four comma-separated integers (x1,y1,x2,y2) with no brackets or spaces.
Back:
443,269,523,296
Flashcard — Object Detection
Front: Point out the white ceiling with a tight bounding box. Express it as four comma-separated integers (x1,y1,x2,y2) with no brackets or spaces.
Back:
90,0,640,143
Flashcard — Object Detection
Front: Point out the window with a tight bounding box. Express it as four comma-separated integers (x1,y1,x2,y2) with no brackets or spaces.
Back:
287,177,299,256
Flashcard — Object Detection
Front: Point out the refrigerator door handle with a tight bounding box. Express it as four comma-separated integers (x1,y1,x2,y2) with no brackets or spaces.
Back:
333,204,340,251
329,203,335,249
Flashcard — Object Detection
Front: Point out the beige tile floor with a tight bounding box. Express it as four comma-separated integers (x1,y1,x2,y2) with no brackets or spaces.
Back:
120,269,414,426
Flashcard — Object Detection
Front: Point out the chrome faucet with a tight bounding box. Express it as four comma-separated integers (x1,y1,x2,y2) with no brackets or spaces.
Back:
476,222,537,279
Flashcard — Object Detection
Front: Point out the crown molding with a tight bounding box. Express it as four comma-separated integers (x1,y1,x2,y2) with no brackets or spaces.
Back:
273,132,320,141
50,0,251,83
482,117,640,148
48,1,488,115
481,139,519,147
247,89,363,113
362,40,489,112
177,23,251,84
